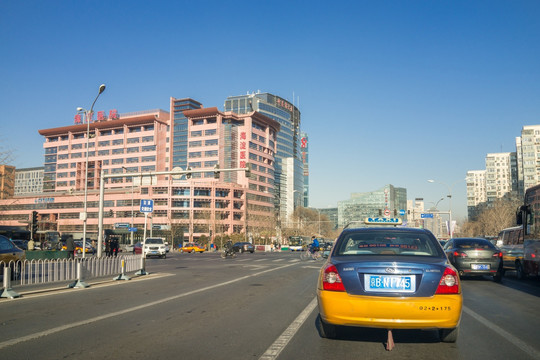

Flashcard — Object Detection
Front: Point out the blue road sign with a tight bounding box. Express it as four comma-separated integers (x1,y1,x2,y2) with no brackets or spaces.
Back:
421,213,434,219
128,227,138,232
140,199,154,213
399,209,406,216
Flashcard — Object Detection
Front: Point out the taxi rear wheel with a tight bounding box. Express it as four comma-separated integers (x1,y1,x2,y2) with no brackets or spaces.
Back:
439,325,459,343
317,314,338,339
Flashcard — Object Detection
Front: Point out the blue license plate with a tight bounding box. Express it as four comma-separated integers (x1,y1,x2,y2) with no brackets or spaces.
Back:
364,275,415,293
472,264,490,270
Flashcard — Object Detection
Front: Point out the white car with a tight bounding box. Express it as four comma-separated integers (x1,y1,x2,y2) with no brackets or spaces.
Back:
143,238,167,258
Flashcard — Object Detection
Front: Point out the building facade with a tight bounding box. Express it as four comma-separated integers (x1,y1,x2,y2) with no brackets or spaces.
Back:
0,165,15,199
14,167,44,196
466,170,487,220
0,103,280,245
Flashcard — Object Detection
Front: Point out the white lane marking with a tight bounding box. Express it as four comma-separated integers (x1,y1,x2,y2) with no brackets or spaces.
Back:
272,259,284,262
0,262,300,350
463,306,540,359
259,297,318,360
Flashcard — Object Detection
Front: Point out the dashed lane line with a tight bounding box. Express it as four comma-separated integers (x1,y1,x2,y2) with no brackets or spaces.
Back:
0,262,300,350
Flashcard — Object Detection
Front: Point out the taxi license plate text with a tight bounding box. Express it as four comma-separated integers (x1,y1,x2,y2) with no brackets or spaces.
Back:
364,274,415,293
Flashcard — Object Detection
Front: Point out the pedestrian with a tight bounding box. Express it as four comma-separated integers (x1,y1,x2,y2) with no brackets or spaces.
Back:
105,237,111,256
111,237,119,257
66,237,75,259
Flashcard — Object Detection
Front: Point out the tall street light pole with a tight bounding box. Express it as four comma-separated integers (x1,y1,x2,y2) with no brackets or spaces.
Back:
77,84,106,258
428,179,461,238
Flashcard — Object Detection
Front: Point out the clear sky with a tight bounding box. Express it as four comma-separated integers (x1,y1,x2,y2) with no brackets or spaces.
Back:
1,1,539,221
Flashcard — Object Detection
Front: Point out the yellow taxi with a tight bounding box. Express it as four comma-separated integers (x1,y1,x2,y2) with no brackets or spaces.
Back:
317,221,462,346
62,240,93,254
180,242,206,253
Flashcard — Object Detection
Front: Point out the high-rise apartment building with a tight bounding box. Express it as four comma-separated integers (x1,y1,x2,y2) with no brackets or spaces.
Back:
224,92,304,225
485,152,517,202
517,125,540,194
466,170,487,220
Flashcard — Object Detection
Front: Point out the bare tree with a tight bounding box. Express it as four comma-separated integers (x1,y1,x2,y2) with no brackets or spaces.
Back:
458,195,520,237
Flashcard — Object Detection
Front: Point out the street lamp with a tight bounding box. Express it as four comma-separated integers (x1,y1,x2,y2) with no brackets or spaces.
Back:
427,179,461,238
77,84,106,258
123,166,135,246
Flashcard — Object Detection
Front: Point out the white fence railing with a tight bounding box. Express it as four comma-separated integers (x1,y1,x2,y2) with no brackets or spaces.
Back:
1,255,142,288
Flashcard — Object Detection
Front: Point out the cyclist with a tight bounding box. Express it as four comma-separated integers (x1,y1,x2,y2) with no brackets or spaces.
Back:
310,235,320,255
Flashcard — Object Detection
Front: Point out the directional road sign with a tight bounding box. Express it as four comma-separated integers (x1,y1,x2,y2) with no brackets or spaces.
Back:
140,199,154,213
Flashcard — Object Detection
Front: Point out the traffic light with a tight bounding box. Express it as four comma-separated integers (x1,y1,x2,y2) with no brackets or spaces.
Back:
245,163,251,178
186,167,192,179
213,164,220,179
394,209,397,217
378,209,382,216
109,209,114,217
31,211,38,234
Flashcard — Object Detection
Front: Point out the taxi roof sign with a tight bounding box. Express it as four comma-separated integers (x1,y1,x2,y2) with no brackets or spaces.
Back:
365,217,403,225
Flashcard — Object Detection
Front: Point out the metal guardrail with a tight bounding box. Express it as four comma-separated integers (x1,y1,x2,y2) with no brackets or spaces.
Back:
0,255,141,288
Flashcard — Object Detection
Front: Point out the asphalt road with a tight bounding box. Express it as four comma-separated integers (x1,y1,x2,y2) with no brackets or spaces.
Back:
1,251,539,360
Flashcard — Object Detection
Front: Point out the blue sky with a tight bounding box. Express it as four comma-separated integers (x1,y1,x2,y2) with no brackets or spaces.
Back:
1,1,539,220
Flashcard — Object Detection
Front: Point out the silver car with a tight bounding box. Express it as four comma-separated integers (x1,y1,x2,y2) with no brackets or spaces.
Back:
444,238,503,282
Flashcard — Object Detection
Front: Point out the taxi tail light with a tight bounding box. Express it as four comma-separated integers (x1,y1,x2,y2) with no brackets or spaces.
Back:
322,264,345,292
453,251,467,258
435,267,460,294
493,251,503,258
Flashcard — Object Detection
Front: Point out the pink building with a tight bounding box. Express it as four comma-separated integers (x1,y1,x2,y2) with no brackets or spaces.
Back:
0,101,280,246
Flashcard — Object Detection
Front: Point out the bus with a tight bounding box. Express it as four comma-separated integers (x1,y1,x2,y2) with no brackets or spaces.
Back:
288,236,310,251
34,230,61,249
506,184,540,279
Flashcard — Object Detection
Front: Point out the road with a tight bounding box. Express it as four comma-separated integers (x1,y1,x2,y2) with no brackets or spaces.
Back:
1,251,539,360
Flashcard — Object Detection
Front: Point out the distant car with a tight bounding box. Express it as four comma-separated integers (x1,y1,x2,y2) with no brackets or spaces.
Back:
321,241,334,258
143,238,167,258
63,240,94,254
133,242,143,255
444,238,503,282
317,226,462,343
0,235,26,279
125,243,135,253
181,243,206,253
11,239,28,250
232,242,255,253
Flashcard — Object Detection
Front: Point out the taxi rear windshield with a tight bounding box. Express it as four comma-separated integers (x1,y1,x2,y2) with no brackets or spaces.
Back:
336,231,442,257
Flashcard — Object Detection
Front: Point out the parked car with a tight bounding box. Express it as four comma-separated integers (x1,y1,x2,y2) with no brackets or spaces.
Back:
143,237,167,258
180,243,206,253
232,242,255,253
317,226,462,344
443,238,503,282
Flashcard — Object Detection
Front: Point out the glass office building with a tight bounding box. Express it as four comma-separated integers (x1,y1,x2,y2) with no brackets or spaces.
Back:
224,92,304,224
337,185,408,228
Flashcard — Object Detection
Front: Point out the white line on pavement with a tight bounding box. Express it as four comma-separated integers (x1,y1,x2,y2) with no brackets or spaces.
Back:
259,297,318,360
463,306,540,359
0,262,300,350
